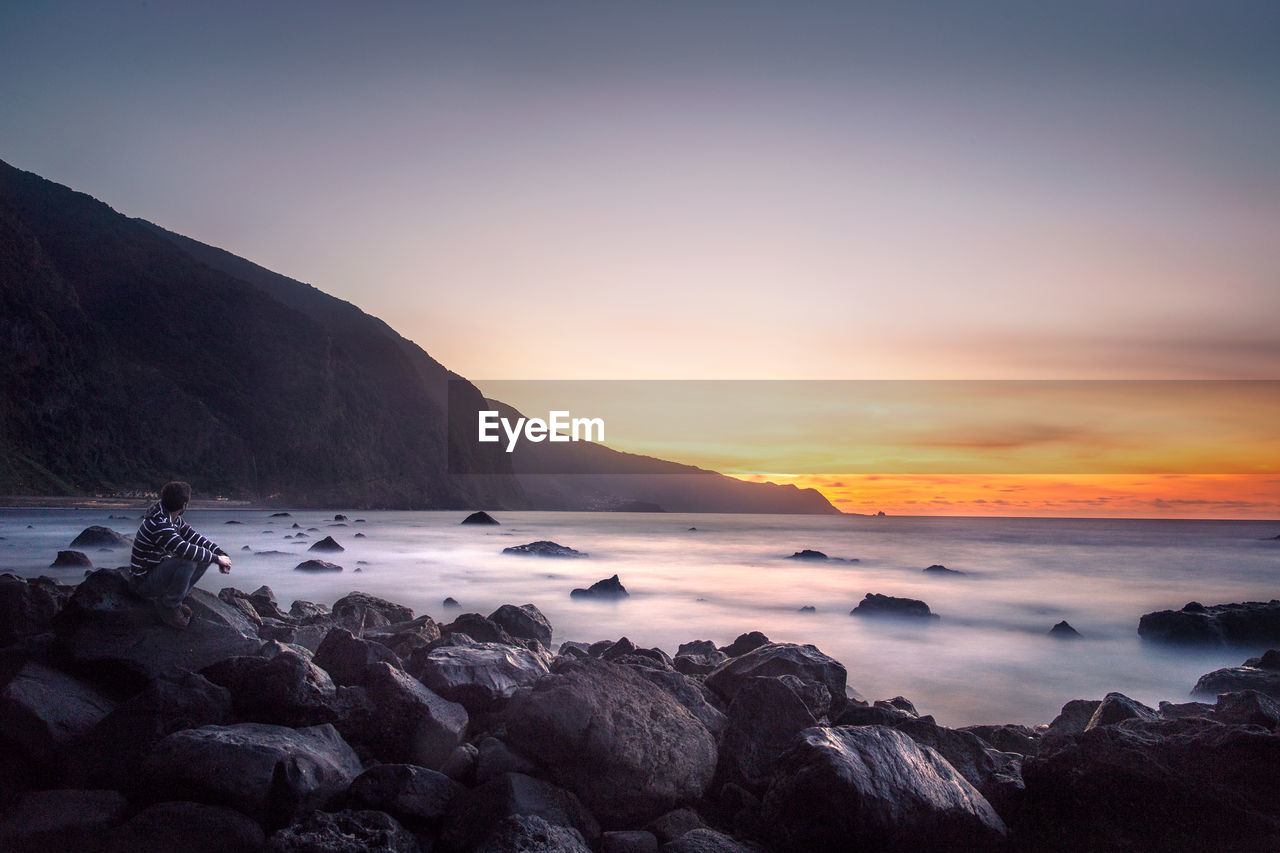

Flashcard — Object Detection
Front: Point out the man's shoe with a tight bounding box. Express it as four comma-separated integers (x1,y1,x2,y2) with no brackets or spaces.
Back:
155,601,191,629
179,604,192,620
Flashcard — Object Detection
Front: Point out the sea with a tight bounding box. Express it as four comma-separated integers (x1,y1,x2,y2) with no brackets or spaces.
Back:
3,509,1277,728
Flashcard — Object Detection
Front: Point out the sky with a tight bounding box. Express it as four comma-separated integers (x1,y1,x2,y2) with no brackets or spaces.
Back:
2,1,1277,516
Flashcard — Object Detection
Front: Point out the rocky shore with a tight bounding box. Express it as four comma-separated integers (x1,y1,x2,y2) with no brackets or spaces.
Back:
2,569,1279,852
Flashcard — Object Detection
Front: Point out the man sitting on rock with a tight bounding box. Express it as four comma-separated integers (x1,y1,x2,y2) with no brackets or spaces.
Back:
129,481,231,628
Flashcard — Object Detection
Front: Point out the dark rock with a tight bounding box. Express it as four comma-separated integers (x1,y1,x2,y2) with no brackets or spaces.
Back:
850,592,939,619
271,512,291,517
705,642,847,716
224,520,242,525
334,514,349,521
501,655,717,827
241,545,251,551
410,642,550,713
216,588,265,628
961,723,1042,756
761,725,1006,852
70,526,128,548
1019,717,1280,851
488,603,553,646
1246,649,1280,670
786,549,827,560
333,591,412,634
878,695,918,715
645,808,706,844
662,828,755,852
1158,700,1215,720
475,815,591,853
0,662,117,767
630,666,728,737
923,564,964,575
797,605,816,613
1213,690,1280,729
1139,599,1280,646
443,612,519,645
51,550,92,568
440,742,479,785
886,714,1026,816
570,574,629,599
266,809,419,853
719,632,769,657
290,600,330,621
365,615,443,659
1049,620,1083,639
603,830,659,853
442,771,600,851
1193,659,1280,700
1048,698,1103,736
104,801,265,853
143,722,362,828
348,662,468,769
674,652,728,677
600,636,638,661
243,585,288,619
294,560,342,572
504,540,588,558
0,789,128,852
474,736,539,784
307,536,344,553
354,532,365,538
0,574,69,645
201,650,341,726
833,702,913,727
443,597,461,609
463,511,500,525
346,763,463,829
715,676,817,794
1086,692,1159,730
52,569,262,691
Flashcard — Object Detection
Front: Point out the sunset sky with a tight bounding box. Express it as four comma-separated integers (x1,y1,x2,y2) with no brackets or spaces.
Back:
2,2,1277,516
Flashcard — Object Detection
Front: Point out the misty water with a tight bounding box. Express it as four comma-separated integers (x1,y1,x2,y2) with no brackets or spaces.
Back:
4,509,1278,727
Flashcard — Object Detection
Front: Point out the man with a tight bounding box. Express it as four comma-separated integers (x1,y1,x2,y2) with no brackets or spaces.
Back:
129,481,232,628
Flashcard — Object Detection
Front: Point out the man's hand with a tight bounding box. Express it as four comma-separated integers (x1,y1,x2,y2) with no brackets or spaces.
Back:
216,554,232,574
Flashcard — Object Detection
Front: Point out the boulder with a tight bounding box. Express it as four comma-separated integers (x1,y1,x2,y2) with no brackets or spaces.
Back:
366,615,443,659
0,662,117,767
474,736,539,785
1193,658,1280,700
1157,700,1215,720
346,662,468,769
442,771,601,851
630,666,728,737
443,597,461,609
294,560,342,572
70,526,129,548
51,550,92,568
314,628,404,687
290,600,330,621
850,592,939,619
307,536,344,553
1049,620,1082,639
1246,649,1280,669
501,655,718,827
1138,600,1280,646
143,722,363,828
104,801,265,853
200,650,341,727
719,632,769,658
462,511,500,525
1019,716,1280,851
333,591,412,633
1047,698,1103,736
52,570,262,691
715,676,817,794
0,789,129,852
0,574,70,645
570,574,628,599
489,603,553,646
662,828,756,852
705,642,847,716
603,830,659,853
885,714,1025,816
504,540,587,558
266,809,419,853
410,642,550,713
346,763,463,829
1086,692,1159,730
243,586,289,620
443,612,520,645
475,815,591,853
960,724,1042,756
674,652,728,677
923,564,964,575
1213,690,1280,729
645,808,706,844
786,549,827,560
761,726,1007,852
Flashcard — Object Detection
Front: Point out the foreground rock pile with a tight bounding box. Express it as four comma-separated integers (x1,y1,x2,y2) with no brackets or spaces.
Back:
2,569,1279,852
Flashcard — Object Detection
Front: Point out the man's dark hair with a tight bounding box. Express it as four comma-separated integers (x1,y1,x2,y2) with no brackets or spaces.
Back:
160,481,192,513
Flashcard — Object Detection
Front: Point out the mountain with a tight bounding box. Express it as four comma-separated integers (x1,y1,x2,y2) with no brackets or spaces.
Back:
0,160,838,513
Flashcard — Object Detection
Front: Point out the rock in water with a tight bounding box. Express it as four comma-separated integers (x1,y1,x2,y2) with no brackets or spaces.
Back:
786,549,828,561
501,656,717,827
308,536,344,553
719,632,770,657
51,550,92,568
761,726,1006,852
850,593,939,619
1138,600,1280,646
504,540,588,558
294,560,343,572
569,575,629,600
70,526,128,548
1049,620,1083,639
923,564,964,575
443,597,461,609
1193,653,1280,700
462,511,500,525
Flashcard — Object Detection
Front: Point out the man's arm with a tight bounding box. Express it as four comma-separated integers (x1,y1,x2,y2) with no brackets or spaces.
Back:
176,517,231,572
153,519,219,565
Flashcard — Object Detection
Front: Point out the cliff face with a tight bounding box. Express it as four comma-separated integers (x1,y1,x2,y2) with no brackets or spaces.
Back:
0,160,838,513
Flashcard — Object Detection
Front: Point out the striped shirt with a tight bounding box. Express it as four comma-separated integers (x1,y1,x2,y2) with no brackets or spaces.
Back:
129,502,225,577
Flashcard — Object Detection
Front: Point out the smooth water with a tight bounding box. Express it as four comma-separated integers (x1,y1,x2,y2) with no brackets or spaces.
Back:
3,509,1278,727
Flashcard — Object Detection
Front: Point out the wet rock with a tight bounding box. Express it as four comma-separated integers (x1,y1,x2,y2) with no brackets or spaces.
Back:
570,574,628,599
70,526,128,548
645,808,706,844
1193,656,1280,700
786,549,827,560
886,714,1026,816
0,574,69,645
51,550,92,568
442,612,519,646
442,771,600,851
346,763,463,829
663,828,756,852
290,600,330,621
715,676,817,794
201,650,341,727
603,830,659,853
475,815,591,853
475,736,539,784
797,605,816,613
143,722,362,828
307,536,344,553
441,742,479,785
331,591,412,635
489,603,553,646
1049,620,1082,639
850,593,939,619
705,642,847,716
347,662,468,769
1086,692,1159,730
0,788,128,852
0,662,117,768
501,655,717,827
1213,690,1280,729
104,801,265,853
365,615,443,659
1158,700,1214,720
443,597,461,609
630,666,728,737
761,725,1006,852
294,560,342,572
961,723,1042,756
266,809,419,853
463,511,500,525
1246,649,1280,669
1047,698,1103,736
334,514,349,521
1138,599,1280,646
923,564,964,575
718,632,769,658
504,540,588,558
410,642,550,713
